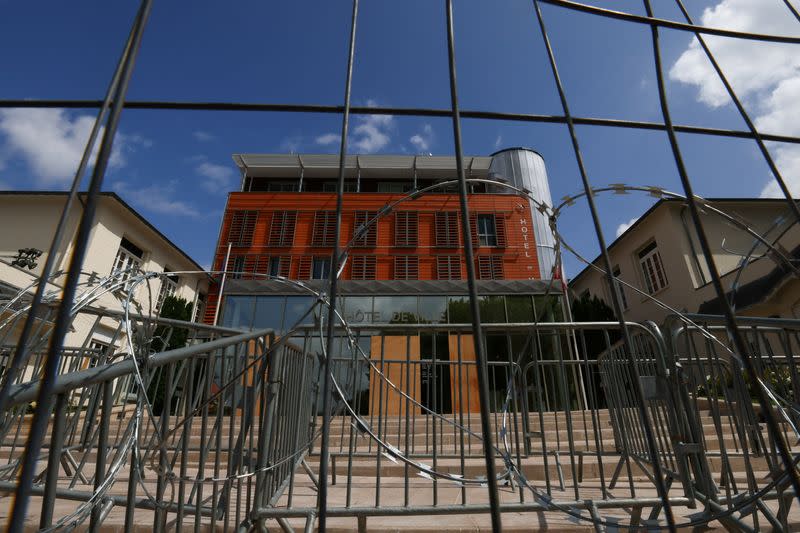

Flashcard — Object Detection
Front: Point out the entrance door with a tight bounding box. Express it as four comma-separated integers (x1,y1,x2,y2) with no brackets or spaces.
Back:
369,335,420,416
449,333,481,413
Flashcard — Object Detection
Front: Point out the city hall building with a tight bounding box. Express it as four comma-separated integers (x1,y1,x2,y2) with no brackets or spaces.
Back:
204,148,565,414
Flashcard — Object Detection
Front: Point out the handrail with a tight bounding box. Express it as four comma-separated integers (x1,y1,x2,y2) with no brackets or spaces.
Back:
4,326,275,407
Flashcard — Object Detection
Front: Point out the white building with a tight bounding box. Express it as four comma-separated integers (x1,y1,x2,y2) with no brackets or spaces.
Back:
0,191,209,352
569,198,800,324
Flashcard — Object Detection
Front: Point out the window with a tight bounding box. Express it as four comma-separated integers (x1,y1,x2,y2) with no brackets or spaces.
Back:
323,181,357,192
612,265,628,310
394,256,419,280
353,211,377,247
436,256,462,280
377,181,412,193
112,237,144,290
227,254,269,279
268,211,297,247
394,211,418,247
477,255,504,280
193,293,206,323
266,181,298,192
156,270,179,310
312,211,337,246
312,257,331,280
477,215,497,246
351,255,376,280
435,212,459,247
471,213,506,247
88,339,109,368
269,256,290,278
227,210,258,246
230,255,246,279
638,241,668,294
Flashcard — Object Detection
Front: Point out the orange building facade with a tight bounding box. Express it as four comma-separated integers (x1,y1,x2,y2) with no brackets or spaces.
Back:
203,151,559,325
203,151,562,415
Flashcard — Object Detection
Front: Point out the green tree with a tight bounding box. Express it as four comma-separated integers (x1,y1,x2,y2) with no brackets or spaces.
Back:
148,295,194,414
571,292,619,408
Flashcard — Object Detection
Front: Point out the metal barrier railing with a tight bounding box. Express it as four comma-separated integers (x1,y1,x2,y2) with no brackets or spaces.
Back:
1,316,799,530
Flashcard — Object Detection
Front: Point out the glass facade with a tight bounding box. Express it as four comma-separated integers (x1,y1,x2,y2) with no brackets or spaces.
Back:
221,293,563,332
220,292,568,415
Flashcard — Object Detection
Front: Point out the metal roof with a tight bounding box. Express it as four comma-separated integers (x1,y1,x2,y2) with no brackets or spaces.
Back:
233,153,493,179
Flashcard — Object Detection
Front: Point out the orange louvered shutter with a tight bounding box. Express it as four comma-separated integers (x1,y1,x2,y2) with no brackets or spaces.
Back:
477,256,504,280
297,256,312,280
351,255,377,280
469,213,479,247
434,212,459,247
394,256,419,280
269,211,297,246
227,211,258,246
353,211,378,247
436,255,462,280
494,214,506,247
312,211,336,246
395,211,418,247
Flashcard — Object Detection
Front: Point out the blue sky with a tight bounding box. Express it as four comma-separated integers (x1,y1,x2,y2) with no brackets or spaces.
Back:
0,0,797,275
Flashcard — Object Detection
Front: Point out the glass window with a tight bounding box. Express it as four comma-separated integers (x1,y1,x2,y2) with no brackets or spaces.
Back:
111,238,144,290
506,295,534,322
479,295,506,323
372,296,418,324
230,256,246,279
156,272,178,311
193,293,206,323
447,296,470,323
266,181,298,192
534,295,564,322
221,296,256,329
312,257,331,279
418,296,447,324
377,181,412,193
638,241,668,294
322,181,358,192
612,265,629,310
477,214,498,246
269,257,282,277
342,296,373,324
283,296,317,332
252,296,286,333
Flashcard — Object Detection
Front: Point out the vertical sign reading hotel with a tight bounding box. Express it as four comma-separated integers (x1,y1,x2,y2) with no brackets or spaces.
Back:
519,204,535,280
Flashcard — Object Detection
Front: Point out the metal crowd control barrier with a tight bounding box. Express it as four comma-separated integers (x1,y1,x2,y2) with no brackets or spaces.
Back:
0,307,319,532
664,314,800,530
1,316,799,530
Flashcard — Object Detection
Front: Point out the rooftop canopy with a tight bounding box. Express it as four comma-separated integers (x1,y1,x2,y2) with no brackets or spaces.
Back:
232,153,493,180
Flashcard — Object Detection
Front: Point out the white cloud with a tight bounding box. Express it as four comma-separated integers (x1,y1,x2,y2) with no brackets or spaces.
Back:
409,124,434,152
0,108,149,186
669,0,800,196
280,135,303,153
112,180,201,218
193,130,215,142
196,161,235,193
616,216,638,238
350,99,394,154
494,135,503,150
669,0,800,108
315,133,341,146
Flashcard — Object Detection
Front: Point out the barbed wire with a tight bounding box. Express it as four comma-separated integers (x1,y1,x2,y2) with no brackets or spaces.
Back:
1,177,799,530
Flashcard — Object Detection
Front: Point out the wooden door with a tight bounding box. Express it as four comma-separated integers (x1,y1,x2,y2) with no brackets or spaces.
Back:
369,335,420,416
